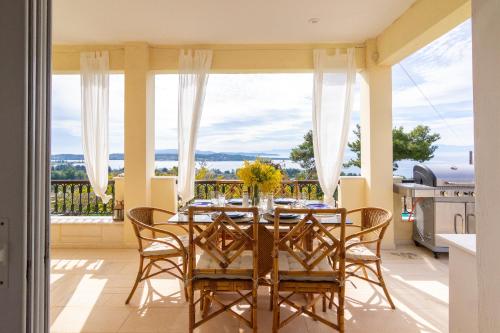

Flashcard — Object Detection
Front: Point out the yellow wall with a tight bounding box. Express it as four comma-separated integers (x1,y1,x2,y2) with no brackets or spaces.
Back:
151,176,178,212
51,221,126,249
392,177,414,245
338,176,366,226
114,176,125,201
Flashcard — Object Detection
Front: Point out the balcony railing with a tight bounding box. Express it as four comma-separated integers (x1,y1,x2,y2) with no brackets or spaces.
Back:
194,179,326,200
50,180,115,216
50,179,329,216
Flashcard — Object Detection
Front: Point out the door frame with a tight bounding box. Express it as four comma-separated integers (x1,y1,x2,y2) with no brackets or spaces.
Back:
0,0,51,332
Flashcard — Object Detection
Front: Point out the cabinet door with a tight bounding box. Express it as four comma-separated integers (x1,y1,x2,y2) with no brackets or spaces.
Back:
466,203,476,234
435,202,466,246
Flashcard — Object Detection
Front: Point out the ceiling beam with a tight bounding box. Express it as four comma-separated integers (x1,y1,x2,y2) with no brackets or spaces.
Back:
376,0,471,66
52,43,366,72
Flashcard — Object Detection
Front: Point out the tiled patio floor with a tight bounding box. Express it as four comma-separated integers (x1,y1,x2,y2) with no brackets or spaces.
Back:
50,246,449,333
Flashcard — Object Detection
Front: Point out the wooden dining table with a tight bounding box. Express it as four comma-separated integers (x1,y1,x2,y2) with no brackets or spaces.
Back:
166,203,351,280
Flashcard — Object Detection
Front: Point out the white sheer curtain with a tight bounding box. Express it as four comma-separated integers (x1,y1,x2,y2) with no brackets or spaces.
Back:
312,48,356,206
80,51,112,204
177,49,213,204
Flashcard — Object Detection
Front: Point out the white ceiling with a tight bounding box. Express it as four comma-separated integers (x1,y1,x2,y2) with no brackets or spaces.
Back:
53,0,416,45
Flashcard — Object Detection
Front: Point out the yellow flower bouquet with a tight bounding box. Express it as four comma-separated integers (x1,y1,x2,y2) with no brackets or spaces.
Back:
236,159,282,206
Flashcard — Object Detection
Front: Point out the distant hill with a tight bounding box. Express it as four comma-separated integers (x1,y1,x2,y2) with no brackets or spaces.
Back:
155,149,279,157
51,151,288,162
51,154,86,161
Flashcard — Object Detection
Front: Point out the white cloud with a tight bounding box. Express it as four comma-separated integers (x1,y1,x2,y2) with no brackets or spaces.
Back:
51,74,124,154
154,73,361,153
393,20,472,111
393,19,473,147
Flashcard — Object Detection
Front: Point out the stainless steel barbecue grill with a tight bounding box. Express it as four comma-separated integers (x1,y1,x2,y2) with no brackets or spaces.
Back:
394,164,475,258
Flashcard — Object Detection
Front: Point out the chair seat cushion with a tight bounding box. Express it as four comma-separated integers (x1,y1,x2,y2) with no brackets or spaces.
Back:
346,243,378,261
194,250,254,280
278,251,338,282
265,225,293,232
142,235,188,256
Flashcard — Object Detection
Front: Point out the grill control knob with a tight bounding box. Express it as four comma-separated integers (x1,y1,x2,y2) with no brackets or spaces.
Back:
440,191,447,197
455,191,462,196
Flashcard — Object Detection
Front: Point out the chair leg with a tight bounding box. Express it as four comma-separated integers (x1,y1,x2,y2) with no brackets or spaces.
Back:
269,287,274,310
376,261,396,309
126,257,144,304
252,282,258,333
182,256,189,301
184,284,189,303
272,285,280,333
189,283,195,333
338,286,345,333
202,292,211,318
310,294,317,321
200,289,205,312
328,290,334,310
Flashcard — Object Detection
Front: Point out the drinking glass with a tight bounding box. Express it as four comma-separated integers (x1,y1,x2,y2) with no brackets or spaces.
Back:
217,193,226,207
208,191,216,205
258,192,267,213
299,192,308,207
242,191,249,208
266,193,274,211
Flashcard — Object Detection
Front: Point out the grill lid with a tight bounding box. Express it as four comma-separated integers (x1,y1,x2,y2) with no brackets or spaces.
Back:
413,164,475,187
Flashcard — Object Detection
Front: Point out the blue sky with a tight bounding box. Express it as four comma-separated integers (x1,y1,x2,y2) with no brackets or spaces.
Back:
51,19,473,161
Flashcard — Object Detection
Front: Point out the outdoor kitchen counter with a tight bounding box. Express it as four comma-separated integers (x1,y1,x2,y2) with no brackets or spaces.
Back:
437,234,478,333
437,234,476,255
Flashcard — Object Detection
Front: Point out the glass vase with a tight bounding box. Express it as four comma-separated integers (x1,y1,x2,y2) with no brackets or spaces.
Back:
251,184,260,207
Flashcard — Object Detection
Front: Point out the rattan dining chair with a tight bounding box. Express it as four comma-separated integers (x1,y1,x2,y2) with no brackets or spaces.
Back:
188,206,260,333
271,207,347,333
339,207,395,309
126,207,189,305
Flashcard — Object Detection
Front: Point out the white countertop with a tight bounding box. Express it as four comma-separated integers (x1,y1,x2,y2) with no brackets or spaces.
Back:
437,234,476,256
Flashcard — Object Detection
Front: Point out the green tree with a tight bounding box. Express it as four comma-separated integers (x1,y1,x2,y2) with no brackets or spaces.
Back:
344,124,441,170
289,130,316,179
51,163,88,180
345,124,362,168
290,130,357,178
195,161,217,180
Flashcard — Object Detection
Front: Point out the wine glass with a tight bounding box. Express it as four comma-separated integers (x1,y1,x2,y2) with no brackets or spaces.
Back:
298,192,308,207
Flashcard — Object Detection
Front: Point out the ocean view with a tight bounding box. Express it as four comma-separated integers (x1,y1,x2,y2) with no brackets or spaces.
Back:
52,144,474,179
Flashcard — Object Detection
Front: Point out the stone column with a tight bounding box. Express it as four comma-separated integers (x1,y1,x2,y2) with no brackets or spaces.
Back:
360,39,395,249
123,43,155,245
